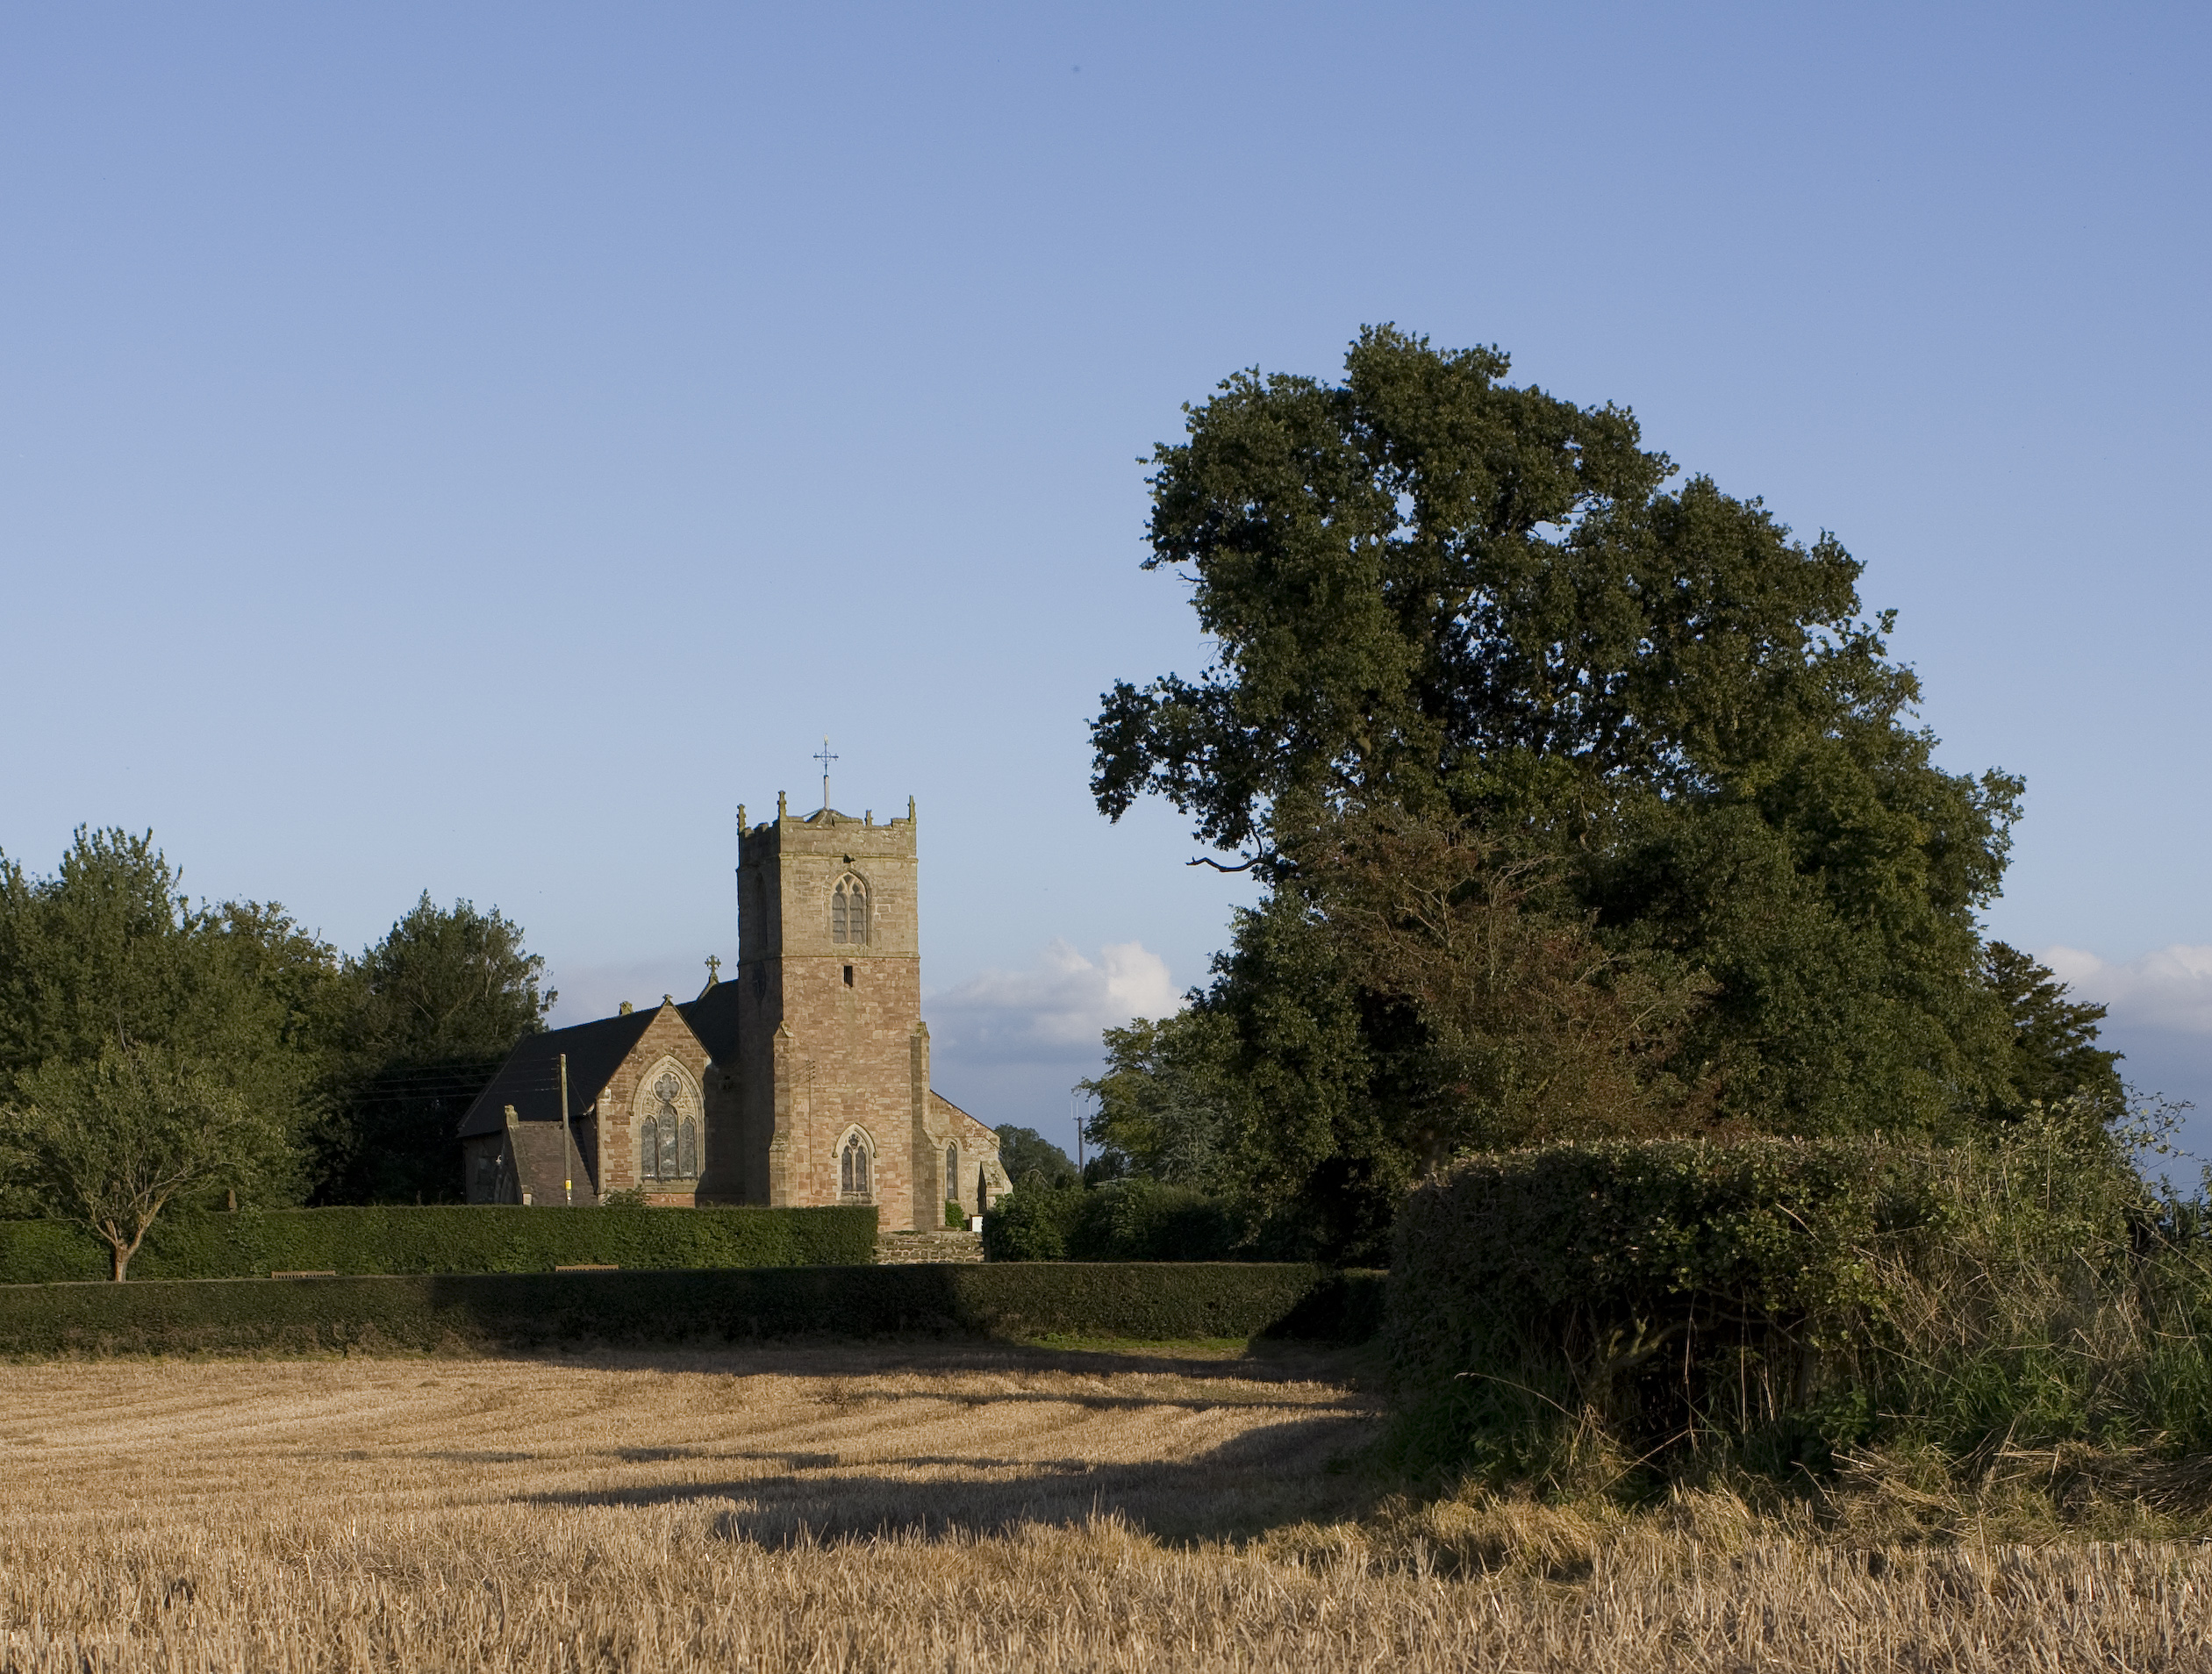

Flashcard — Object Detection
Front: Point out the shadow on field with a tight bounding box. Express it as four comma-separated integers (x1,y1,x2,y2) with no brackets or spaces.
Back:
526,1409,1376,1544
528,1335,1374,1391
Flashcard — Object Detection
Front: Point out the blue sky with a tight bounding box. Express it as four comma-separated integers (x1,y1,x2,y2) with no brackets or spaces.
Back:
4,4,2208,1162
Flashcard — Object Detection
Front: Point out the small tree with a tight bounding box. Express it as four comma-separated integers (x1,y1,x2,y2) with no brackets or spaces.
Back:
0,1047,286,1280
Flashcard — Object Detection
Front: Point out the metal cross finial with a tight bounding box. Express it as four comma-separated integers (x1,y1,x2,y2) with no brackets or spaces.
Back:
815,736,838,812
705,954,721,983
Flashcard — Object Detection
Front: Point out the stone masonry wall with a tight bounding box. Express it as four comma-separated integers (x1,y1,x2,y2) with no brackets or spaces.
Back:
588,1001,712,1207
735,799,937,1228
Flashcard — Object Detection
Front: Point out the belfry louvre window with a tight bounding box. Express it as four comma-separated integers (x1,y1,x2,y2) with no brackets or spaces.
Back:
831,875,869,945
840,1134,872,1200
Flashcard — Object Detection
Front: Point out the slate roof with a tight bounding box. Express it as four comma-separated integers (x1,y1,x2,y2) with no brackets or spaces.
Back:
506,1118,599,1206
458,973,750,1143
678,978,741,1066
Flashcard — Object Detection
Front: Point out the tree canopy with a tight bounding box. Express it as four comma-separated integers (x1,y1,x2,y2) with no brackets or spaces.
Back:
993,1126,1079,1191
0,827,337,1204
311,894,554,1204
1087,327,2115,1259
0,829,554,1231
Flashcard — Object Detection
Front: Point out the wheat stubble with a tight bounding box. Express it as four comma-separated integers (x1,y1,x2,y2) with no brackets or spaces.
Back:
0,1346,2205,1670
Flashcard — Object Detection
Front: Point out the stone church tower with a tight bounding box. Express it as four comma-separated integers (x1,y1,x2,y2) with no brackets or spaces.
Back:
460,774,1006,1221
726,791,960,1231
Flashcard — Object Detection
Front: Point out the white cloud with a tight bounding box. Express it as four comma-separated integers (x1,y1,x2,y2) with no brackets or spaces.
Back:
925,940,1183,1064
2038,945,2212,1036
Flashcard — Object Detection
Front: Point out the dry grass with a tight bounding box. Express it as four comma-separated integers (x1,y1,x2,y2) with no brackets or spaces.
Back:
1,1344,2209,1670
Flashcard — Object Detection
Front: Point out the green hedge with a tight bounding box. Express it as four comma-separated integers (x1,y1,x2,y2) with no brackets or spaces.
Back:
1381,1134,2187,1488
0,1263,1381,1357
0,1205,877,1283
982,1180,1248,1261
1385,1139,1936,1474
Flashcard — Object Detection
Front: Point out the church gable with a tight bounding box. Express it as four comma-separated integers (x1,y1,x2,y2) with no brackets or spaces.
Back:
929,1091,1008,1215
589,999,713,1205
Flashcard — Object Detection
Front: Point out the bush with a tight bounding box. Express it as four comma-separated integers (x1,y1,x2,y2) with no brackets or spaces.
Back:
982,1180,1246,1262
0,1262,1381,1356
945,1199,964,1229
1383,1131,2208,1493
981,1186,1078,1260
0,1205,877,1283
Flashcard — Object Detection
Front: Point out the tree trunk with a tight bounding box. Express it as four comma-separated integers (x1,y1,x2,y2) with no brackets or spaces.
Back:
110,1242,128,1282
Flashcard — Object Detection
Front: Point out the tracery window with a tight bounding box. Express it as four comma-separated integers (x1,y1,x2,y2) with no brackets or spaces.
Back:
945,1144,959,1197
840,1134,872,1200
831,874,869,945
638,1068,701,1182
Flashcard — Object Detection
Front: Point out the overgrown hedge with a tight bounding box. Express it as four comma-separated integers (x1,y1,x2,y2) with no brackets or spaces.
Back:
983,1179,1249,1261
0,1205,877,1283
1384,1133,2212,1490
0,1263,1384,1356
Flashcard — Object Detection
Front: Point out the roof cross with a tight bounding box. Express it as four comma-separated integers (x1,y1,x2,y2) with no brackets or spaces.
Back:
815,736,838,812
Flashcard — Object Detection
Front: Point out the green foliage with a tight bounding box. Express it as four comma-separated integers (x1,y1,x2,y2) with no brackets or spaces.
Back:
993,1125,1077,1190
0,1204,876,1282
981,1179,1252,1263
0,832,558,1217
0,828,340,1206
1983,941,2124,1121
313,895,553,1205
0,1047,294,1278
1085,327,2093,1256
945,1198,965,1228
0,1262,1377,1356
1381,1130,2207,1494
979,1184,1075,1261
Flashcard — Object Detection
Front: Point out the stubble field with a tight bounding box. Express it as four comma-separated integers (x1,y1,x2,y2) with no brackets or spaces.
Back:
0,1342,2208,1671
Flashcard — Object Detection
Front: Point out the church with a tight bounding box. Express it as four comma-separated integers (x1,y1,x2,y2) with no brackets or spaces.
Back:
457,786,1010,1227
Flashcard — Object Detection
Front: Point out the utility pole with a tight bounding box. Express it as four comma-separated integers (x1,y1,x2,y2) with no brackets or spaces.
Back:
558,1052,573,1207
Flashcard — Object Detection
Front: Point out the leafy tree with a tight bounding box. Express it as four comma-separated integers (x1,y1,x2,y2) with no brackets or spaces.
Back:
0,1046,289,1278
992,1125,1078,1191
1983,941,2124,1121
1082,1010,1241,1189
1311,812,1716,1153
1088,328,2046,1256
0,827,338,1203
314,894,553,1204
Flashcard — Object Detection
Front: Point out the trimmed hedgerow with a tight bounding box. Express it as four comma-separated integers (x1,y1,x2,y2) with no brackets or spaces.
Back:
0,1205,877,1284
0,1262,1378,1357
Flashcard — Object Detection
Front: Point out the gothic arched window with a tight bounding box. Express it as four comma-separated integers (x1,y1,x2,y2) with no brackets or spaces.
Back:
840,1134,871,1200
945,1144,958,1197
831,874,869,945
637,1066,701,1182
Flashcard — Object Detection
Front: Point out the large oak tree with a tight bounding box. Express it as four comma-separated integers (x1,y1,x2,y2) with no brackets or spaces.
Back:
1088,327,2114,1258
